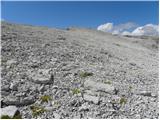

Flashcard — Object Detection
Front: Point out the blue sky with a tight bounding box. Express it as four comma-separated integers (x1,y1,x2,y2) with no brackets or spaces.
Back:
1,1,159,28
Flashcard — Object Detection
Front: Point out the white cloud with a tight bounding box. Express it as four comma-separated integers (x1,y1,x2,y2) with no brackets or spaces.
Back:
97,23,113,32
132,24,159,36
97,22,137,34
112,30,120,35
97,22,159,36
121,31,132,36
113,22,138,32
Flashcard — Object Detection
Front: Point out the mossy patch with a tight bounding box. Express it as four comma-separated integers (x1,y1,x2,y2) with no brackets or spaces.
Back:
1,113,22,119
120,97,127,105
30,105,46,117
79,72,93,78
129,86,132,90
114,43,121,46
1,115,11,119
104,80,112,85
72,88,81,95
40,95,52,103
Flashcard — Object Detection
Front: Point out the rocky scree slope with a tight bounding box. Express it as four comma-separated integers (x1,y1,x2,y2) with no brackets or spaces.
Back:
1,22,159,119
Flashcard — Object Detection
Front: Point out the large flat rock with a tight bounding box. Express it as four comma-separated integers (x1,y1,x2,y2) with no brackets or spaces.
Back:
28,69,54,84
84,80,115,94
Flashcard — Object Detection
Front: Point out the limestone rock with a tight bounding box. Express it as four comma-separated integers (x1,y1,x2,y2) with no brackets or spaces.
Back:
9,83,18,91
53,113,61,119
28,69,54,84
79,103,89,111
84,80,115,94
3,96,35,106
83,94,99,104
1,106,18,118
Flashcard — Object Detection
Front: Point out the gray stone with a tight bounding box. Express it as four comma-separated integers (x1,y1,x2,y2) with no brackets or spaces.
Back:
79,103,89,111
20,96,36,105
6,59,17,65
52,85,58,89
1,85,10,92
151,93,157,97
28,69,54,84
83,94,99,104
137,91,152,97
15,92,26,97
39,85,45,92
3,96,20,106
1,106,18,118
1,91,10,96
84,90,99,96
3,96,35,106
45,106,56,111
53,113,61,119
84,80,115,94
9,83,18,91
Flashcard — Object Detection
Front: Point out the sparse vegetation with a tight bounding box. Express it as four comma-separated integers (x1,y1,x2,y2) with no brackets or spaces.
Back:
30,105,46,117
53,101,61,108
79,72,93,78
1,115,11,119
12,113,22,119
40,95,52,103
1,113,22,119
120,97,127,105
72,88,81,95
104,80,112,85
114,43,121,46
129,86,132,91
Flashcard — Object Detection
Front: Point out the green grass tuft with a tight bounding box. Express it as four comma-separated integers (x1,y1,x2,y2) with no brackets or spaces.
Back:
79,72,93,78
1,113,22,119
120,97,127,105
129,86,132,90
30,105,46,117
1,115,11,119
72,88,81,95
104,80,112,85
40,95,52,103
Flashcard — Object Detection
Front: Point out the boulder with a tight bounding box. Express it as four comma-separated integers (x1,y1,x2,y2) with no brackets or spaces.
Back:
28,69,54,84
1,106,18,118
84,80,115,94
3,96,35,106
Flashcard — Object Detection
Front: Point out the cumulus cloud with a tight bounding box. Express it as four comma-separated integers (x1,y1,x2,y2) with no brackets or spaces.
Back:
97,23,113,32
121,31,132,36
97,22,159,36
132,24,159,36
112,30,120,35
97,22,137,33
113,22,138,32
